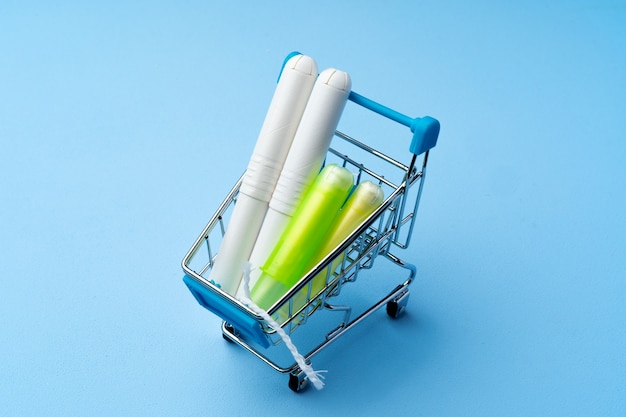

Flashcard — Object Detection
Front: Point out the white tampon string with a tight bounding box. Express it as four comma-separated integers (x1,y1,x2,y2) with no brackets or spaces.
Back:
239,263,326,391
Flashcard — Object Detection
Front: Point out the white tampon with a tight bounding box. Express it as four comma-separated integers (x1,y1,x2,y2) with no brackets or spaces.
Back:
240,68,352,295
208,54,318,295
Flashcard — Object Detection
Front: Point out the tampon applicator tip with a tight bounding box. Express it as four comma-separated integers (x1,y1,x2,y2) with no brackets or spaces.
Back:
287,54,317,76
319,68,352,92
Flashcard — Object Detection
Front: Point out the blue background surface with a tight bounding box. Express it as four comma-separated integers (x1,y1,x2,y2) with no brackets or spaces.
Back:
2,1,625,415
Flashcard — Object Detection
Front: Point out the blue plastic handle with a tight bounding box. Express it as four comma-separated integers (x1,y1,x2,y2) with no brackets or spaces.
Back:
348,91,440,156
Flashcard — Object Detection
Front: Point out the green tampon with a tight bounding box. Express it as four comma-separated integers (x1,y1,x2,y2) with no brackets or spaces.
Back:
250,164,355,311
287,180,385,320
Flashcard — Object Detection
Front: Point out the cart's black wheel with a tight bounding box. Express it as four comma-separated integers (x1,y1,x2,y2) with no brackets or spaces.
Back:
222,323,236,343
288,372,308,393
387,290,410,318
386,301,402,318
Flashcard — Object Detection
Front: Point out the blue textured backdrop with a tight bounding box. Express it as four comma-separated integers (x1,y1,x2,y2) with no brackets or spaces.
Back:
1,1,625,415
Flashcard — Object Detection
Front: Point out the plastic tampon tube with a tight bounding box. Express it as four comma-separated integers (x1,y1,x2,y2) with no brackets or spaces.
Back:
242,68,352,295
208,54,318,295
309,181,385,293
285,181,385,322
250,165,354,311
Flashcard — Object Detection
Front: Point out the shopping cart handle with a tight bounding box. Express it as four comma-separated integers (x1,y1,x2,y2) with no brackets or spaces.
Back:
348,91,440,156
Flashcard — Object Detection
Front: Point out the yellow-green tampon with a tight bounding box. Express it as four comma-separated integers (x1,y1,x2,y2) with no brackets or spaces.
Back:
250,164,354,310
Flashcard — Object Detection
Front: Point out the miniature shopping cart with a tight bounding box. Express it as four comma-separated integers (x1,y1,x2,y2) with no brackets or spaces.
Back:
181,57,440,392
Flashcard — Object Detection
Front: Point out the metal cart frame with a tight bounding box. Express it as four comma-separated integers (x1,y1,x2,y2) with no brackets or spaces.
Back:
182,55,440,392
